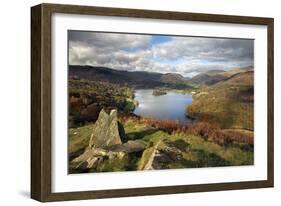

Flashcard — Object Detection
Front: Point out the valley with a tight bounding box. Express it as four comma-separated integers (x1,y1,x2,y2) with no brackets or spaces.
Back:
68,65,254,173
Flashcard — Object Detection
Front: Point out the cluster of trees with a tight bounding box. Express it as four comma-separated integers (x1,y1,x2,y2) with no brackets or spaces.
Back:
69,78,135,127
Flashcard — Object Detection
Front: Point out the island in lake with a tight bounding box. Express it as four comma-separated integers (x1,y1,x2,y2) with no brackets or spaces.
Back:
68,31,254,173
152,89,167,96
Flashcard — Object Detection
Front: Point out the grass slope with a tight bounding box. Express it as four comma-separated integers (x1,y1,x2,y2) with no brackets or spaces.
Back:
69,117,253,172
187,71,254,130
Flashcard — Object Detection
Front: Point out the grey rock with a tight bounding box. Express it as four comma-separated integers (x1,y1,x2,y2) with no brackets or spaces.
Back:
71,109,150,171
89,109,124,148
138,139,189,170
106,139,148,153
71,139,148,170
71,147,126,170
71,147,106,170
138,142,160,170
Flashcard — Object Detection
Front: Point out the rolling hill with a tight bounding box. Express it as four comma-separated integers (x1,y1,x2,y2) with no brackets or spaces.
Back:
187,71,254,130
188,72,226,86
69,65,192,89
160,73,189,84
188,66,253,86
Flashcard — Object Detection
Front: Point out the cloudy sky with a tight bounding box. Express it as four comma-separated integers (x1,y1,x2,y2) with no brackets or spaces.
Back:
68,31,254,77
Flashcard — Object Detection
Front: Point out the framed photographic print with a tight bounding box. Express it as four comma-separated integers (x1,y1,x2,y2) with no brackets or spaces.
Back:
31,3,274,202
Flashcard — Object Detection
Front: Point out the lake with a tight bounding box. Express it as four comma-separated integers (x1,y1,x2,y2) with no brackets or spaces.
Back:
133,89,193,123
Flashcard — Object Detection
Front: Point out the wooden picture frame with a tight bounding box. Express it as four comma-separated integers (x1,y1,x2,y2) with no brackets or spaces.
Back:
31,3,274,202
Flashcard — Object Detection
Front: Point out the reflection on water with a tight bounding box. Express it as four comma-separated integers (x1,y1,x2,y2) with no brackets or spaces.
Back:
133,89,193,123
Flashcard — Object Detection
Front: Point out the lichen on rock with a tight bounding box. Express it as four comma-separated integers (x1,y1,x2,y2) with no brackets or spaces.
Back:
88,109,124,148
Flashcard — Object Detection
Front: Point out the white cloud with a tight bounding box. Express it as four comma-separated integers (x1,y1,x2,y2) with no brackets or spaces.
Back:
68,31,254,77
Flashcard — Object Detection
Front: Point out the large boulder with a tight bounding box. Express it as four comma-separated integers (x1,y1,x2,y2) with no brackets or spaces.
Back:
89,109,124,148
71,147,127,171
71,139,148,171
70,109,148,172
105,139,148,153
138,139,190,170
138,142,160,170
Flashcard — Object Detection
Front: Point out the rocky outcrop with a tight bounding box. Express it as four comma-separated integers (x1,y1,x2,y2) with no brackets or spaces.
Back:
138,139,190,170
71,147,127,170
105,139,147,153
138,142,160,170
88,109,124,148
71,139,148,171
70,109,148,172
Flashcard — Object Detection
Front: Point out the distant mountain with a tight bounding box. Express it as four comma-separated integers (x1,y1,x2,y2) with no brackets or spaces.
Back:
205,70,226,74
160,73,187,84
69,65,192,89
69,65,253,88
188,72,226,86
188,66,253,86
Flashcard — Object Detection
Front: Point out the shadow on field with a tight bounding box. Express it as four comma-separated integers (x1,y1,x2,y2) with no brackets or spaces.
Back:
126,128,158,140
